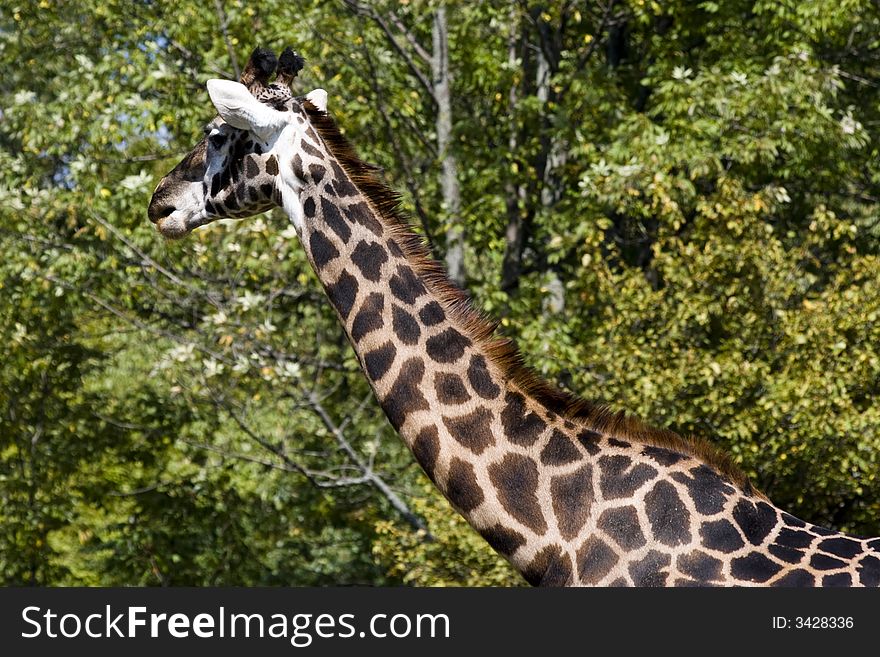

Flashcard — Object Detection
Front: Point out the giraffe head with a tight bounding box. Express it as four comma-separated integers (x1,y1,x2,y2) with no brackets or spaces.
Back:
148,46,328,239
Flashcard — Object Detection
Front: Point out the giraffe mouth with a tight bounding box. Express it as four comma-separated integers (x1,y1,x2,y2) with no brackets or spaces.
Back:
156,210,210,239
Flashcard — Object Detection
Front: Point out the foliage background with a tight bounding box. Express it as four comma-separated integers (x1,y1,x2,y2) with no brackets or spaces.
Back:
1,0,878,586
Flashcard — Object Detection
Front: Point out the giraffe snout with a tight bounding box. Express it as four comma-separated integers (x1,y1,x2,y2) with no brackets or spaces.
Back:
148,182,176,224
148,200,176,224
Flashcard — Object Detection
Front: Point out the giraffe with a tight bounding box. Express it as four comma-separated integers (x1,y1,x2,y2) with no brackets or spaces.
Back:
148,47,880,587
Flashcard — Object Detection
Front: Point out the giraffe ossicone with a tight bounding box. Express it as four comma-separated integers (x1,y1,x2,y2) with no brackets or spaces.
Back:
148,46,880,587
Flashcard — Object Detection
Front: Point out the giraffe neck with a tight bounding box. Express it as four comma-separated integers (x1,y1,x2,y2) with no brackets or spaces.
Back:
276,108,880,587
283,114,599,583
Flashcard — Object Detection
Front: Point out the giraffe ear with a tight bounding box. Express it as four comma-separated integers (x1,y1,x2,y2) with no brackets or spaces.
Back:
206,79,287,139
306,88,328,113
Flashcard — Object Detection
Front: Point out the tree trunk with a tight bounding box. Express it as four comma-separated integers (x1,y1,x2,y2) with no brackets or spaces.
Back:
501,5,527,294
536,45,566,315
432,5,465,287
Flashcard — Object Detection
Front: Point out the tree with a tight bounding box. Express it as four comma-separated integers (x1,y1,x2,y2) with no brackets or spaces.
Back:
1,0,878,586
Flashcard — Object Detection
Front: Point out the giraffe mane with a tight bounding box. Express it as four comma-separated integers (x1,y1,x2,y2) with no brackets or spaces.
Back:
302,101,758,495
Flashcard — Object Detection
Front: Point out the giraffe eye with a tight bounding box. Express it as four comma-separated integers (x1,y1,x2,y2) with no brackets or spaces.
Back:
208,132,227,149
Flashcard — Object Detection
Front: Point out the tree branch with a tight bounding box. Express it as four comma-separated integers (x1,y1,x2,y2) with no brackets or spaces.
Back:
575,0,615,70
213,0,240,79
360,42,438,254
343,0,438,105
388,12,432,64
304,390,428,533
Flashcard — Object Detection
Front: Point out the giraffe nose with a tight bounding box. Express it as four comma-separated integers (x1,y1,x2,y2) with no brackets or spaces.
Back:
148,203,176,224
148,195,176,224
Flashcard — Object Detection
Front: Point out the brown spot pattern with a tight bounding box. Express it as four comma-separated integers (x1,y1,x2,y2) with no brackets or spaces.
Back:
500,391,546,446
597,455,657,500
326,270,358,319
523,545,563,586
344,202,383,237
391,305,421,345
320,197,351,243
425,328,471,363
351,241,388,282
412,425,440,482
363,341,396,381
309,229,339,270
644,481,691,547
577,536,618,585
598,506,646,550
479,525,526,557
629,550,671,587
382,357,429,430
442,407,495,455
540,429,581,466
540,551,574,587
418,301,446,326
351,292,384,342
389,264,427,305
550,465,593,540
444,458,484,512
488,454,547,534
576,429,602,455
467,354,500,400
434,373,471,404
